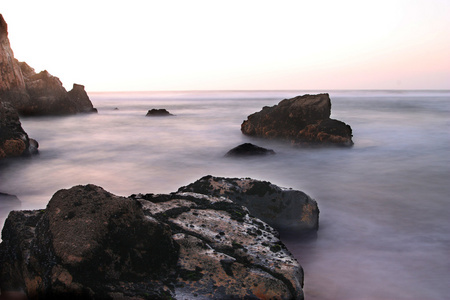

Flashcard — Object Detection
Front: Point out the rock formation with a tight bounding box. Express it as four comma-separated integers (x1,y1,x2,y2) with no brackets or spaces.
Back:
241,93,353,146
0,177,312,299
179,175,319,234
0,100,38,158
0,14,96,116
225,143,276,157
146,108,174,117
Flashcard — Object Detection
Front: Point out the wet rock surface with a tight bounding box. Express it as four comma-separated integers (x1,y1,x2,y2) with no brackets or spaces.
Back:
179,175,319,234
0,100,37,158
225,143,275,157
0,177,311,299
241,93,353,146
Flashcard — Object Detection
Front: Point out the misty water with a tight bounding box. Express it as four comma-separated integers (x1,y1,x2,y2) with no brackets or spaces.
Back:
1,90,449,299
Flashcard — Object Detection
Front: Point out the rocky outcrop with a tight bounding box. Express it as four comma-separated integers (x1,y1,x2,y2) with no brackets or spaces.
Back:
0,14,96,116
225,143,275,157
146,109,174,117
179,175,319,234
0,178,309,299
241,93,353,146
0,100,38,158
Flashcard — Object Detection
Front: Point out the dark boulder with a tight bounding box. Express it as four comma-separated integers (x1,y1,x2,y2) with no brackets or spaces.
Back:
225,143,275,157
1,179,307,299
0,100,38,158
241,93,353,146
146,108,174,116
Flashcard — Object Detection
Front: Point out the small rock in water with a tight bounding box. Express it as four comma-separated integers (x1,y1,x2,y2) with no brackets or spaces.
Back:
146,108,174,116
225,143,275,157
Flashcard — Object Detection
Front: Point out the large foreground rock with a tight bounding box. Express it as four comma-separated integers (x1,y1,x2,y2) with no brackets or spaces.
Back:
241,93,353,146
0,100,38,159
0,14,96,116
0,178,308,299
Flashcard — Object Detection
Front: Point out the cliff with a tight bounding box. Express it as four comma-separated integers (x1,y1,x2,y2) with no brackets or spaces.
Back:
0,14,96,116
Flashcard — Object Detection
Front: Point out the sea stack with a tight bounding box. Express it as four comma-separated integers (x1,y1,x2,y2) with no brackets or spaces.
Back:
241,93,353,147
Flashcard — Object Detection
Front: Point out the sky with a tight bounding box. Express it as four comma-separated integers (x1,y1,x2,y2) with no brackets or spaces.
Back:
2,0,450,92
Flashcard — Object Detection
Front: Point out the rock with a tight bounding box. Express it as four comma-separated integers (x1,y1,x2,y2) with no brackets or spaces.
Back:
0,14,97,116
0,100,38,158
0,180,306,299
146,108,174,117
178,175,319,234
225,143,275,157
67,84,98,113
0,15,29,108
241,93,353,146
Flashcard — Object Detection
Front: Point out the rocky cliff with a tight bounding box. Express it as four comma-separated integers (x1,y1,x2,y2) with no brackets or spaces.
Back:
0,177,316,299
0,14,96,116
241,93,353,146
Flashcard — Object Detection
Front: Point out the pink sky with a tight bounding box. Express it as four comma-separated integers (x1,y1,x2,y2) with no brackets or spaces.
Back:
2,0,450,92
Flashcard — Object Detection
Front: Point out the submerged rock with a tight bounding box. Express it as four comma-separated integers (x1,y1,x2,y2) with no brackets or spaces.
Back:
146,108,174,116
225,143,275,157
179,175,319,234
0,178,308,299
241,93,353,147
0,192,21,208
0,14,97,116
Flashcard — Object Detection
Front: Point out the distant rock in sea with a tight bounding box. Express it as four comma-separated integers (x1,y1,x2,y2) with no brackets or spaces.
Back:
0,178,310,299
241,93,353,147
146,108,174,116
225,143,275,157
0,14,97,116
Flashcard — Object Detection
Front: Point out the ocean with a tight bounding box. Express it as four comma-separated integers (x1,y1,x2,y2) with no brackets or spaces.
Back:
1,90,449,299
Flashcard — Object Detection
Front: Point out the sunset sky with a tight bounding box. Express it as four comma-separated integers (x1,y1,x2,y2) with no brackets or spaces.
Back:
2,0,450,92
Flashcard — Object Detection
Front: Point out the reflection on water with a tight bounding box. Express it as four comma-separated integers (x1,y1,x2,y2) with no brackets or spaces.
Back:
1,90,449,299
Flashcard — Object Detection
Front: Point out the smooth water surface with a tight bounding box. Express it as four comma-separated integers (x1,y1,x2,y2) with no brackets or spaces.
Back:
1,90,449,299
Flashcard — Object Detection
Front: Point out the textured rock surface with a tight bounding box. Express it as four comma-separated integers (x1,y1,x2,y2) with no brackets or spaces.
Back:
0,100,37,158
225,143,275,157
146,108,174,117
0,14,96,116
0,178,308,299
241,93,353,146
179,175,319,234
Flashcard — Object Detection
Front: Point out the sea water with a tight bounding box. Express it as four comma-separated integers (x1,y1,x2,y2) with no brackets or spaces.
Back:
1,90,449,299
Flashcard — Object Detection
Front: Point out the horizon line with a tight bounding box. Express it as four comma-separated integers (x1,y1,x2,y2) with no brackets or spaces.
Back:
86,88,450,94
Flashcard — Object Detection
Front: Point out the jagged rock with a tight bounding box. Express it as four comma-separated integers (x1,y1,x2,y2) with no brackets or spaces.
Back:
0,179,307,299
146,109,174,117
178,175,319,234
225,143,275,157
0,14,96,116
241,93,353,146
0,100,38,158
